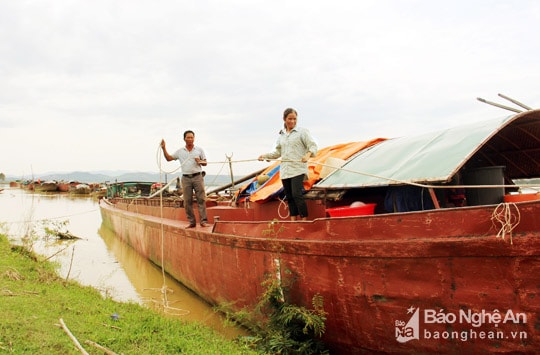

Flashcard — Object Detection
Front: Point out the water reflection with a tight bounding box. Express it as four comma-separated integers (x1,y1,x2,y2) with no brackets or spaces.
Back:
0,187,243,338
98,224,242,337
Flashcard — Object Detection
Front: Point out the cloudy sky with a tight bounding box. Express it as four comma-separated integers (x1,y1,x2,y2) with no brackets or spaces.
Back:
2,0,539,178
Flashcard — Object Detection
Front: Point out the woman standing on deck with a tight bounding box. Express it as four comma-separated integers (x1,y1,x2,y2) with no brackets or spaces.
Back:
259,108,318,221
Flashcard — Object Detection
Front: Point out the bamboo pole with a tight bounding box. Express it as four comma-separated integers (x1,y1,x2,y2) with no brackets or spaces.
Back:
84,340,118,355
206,167,267,195
59,318,89,355
476,97,522,113
498,93,533,110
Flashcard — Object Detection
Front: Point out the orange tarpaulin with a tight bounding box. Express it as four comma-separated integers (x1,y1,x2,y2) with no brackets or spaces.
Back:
240,138,386,203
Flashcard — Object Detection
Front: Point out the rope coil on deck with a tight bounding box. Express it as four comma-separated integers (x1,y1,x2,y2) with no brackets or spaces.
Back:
277,197,290,219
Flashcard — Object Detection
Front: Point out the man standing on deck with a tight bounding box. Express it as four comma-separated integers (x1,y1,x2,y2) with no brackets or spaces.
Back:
161,130,208,228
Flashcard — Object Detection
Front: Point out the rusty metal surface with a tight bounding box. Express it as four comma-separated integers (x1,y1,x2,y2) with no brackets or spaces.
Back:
100,197,540,353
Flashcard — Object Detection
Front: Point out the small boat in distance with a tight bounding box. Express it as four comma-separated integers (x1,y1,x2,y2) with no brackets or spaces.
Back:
70,183,91,195
34,180,58,192
57,181,71,192
100,108,540,353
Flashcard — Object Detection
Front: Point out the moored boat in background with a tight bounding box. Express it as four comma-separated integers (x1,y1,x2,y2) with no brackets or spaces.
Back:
100,108,540,353
70,183,91,195
34,180,58,192
57,181,70,192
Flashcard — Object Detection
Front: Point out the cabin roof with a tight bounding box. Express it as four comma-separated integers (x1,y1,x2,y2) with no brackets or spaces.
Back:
315,109,540,189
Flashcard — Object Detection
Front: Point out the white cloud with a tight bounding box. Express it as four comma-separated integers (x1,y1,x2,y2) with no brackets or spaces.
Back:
1,0,540,178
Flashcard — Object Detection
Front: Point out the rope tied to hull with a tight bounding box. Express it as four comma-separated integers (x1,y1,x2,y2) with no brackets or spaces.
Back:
139,144,191,316
491,203,521,245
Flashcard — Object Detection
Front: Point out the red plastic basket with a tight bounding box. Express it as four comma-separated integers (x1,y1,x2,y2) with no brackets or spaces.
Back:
326,203,376,217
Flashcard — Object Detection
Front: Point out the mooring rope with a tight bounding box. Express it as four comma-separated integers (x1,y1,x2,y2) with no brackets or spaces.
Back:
146,145,191,317
151,144,540,193
152,150,540,227
277,197,290,219
491,203,521,245
205,156,539,191
155,144,182,175
5,209,98,225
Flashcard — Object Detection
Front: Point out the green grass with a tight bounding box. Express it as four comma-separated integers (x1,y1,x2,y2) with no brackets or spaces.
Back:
0,233,258,354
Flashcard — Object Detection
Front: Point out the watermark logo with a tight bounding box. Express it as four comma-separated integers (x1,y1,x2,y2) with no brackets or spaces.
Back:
395,306,419,343
394,306,528,343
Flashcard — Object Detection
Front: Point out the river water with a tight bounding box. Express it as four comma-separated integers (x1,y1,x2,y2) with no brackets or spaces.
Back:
0,186,241,338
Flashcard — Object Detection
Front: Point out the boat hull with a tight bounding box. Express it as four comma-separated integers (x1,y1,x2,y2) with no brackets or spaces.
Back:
35,182,58,192
99,198,540,354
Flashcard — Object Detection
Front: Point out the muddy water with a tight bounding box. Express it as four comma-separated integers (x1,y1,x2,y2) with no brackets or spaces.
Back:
0,187,243,338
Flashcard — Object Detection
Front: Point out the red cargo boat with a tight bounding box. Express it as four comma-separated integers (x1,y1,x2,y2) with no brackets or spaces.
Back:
100,109,540,353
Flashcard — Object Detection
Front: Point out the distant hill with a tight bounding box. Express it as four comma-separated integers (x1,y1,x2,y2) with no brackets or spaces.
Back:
4,171,244,188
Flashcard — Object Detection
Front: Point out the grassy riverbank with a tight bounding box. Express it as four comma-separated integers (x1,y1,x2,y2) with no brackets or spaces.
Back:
0,233,257,354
